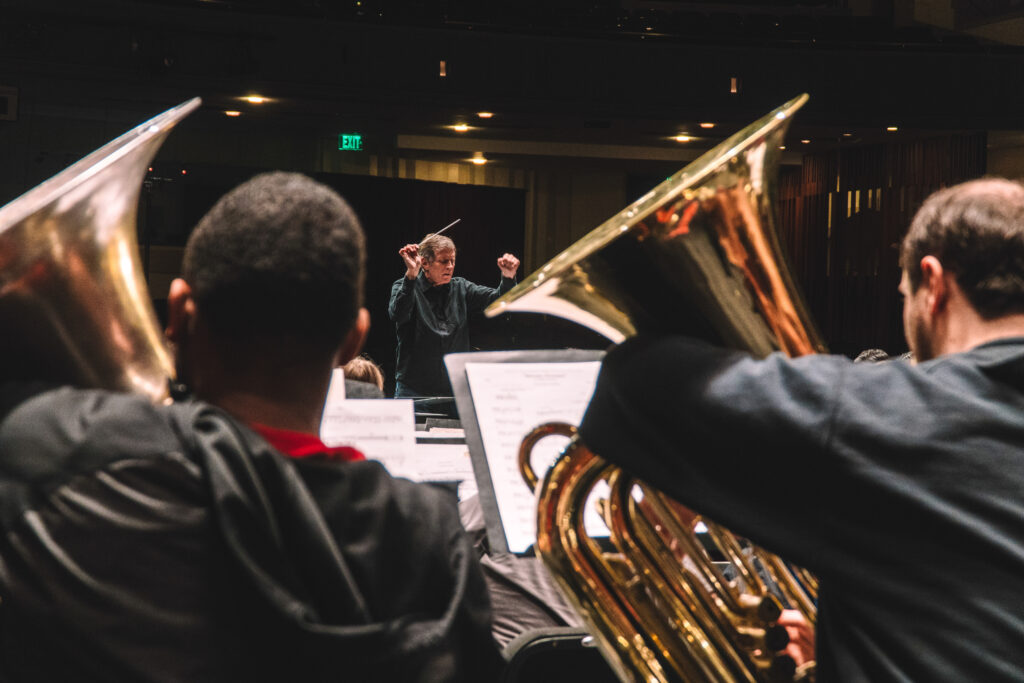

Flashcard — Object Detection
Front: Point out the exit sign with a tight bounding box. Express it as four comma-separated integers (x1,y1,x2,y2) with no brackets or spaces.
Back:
338,133,364,151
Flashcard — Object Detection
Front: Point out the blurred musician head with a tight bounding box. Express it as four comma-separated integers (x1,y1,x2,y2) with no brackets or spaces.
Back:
165,171,370,433
899,177,1024,362
341,354,386,392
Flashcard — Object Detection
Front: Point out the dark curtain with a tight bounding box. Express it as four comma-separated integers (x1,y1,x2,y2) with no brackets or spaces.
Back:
778,133,986,357
141,164,526,395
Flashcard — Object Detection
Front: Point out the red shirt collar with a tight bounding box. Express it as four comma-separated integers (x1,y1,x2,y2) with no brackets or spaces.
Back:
249,422,365,462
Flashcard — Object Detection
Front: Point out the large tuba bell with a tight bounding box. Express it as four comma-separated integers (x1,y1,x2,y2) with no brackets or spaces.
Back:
487,94,821,682
0,98,200,402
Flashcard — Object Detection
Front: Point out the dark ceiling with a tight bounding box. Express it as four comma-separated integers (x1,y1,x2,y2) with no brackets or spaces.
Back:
3,0,1024,161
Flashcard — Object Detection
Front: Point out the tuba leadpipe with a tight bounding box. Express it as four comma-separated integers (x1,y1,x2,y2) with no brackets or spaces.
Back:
498,94,821,682
0,99,200,402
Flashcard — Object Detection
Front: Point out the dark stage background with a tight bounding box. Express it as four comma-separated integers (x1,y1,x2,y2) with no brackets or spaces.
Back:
138,126,989,394
138,165,609,395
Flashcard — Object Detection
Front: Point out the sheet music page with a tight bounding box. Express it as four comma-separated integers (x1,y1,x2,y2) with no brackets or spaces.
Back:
465,361,603,553
320,399,419,479
413,441,477,500
324,367,347,402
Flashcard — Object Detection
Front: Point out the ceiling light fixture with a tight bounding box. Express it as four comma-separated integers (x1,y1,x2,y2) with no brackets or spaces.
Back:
886,126,899,132
224,110,241,117
477,111,494,119
470,152,488,165
242,95,268,104
699,122,715,129
452,123,470,132
674,135,691,143
801,139,810,144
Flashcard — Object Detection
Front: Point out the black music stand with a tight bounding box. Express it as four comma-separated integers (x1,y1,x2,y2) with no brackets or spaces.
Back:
444,349,605,555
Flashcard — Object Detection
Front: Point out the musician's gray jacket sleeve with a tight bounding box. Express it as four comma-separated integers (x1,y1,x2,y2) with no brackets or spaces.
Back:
580,335,840,568
579,334,1024,683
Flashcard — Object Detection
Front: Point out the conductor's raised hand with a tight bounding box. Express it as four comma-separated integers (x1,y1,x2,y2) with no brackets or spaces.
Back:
400,244,422,279
497,253,520,279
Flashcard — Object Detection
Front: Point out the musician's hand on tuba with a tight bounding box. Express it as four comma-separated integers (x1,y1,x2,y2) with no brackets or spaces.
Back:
779,609,815,667
400,244,422,279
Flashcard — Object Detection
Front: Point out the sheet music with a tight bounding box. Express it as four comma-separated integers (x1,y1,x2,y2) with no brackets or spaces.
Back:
413,441,477,500
320,399,420,479
465,361,603,553
320,383,476,497
324,367,347,401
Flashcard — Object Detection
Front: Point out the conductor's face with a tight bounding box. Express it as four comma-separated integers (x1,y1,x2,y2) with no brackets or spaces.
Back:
423,248,456,286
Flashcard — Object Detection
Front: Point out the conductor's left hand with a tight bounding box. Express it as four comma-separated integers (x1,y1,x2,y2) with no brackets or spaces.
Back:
497,253,520,279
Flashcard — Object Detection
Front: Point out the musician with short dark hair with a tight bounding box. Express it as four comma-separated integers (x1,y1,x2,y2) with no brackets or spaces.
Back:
579,177,1024,681
0,172,502,681
389,233,520,397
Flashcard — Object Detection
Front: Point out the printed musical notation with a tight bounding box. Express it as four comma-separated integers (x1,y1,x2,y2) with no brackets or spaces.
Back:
320,370,475,495
465,361,603,554
320,397,419,477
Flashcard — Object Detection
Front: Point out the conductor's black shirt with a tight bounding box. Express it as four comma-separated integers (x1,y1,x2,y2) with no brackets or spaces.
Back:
388,272,515,396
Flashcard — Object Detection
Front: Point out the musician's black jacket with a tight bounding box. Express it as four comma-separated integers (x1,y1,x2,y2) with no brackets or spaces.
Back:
580,335,1024,682
0,384,502,682
388,273,515,396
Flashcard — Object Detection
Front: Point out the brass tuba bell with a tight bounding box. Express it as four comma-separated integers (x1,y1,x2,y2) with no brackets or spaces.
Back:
0,98,200,402
487,94,821,682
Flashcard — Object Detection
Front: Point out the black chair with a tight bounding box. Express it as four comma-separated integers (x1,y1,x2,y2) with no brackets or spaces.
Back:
501,627,619,683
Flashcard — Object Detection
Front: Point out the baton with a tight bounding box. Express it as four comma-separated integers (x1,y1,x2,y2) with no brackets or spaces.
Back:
429,218,460,238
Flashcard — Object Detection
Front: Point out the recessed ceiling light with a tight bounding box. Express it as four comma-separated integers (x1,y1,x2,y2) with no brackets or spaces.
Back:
779,145,786,150
242,95,268,104
477,111,494,119
801,139,810,144
699,122,715,129
224,110,241,117
842,132,853,137
674,135,691,143
886,126,899,132
470,152,488,165
452,123,470,132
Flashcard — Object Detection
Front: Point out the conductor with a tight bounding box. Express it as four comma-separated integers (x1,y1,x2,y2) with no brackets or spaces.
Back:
389,233,519,397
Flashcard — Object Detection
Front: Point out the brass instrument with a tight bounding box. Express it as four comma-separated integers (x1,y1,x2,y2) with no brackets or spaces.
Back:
488,94,821,682
0,98,200,402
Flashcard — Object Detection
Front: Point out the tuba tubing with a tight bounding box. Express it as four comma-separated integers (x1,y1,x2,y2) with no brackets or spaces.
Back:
505,95,822,682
